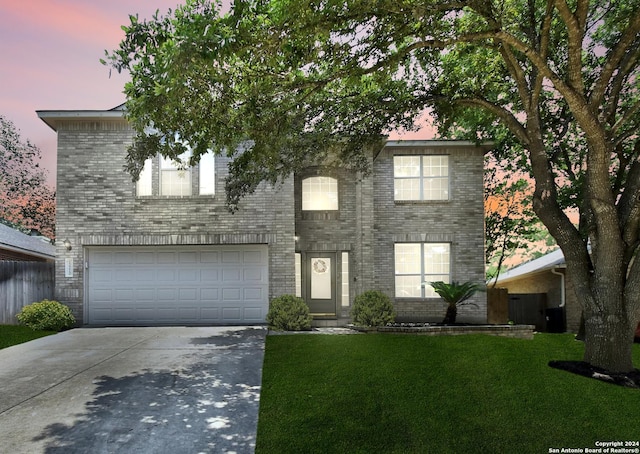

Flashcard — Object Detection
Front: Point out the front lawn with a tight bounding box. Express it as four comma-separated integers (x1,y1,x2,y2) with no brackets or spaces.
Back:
0,325,56,349
256,333,640,453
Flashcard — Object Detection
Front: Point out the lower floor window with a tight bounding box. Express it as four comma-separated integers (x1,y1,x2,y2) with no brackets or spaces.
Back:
394,243,450,298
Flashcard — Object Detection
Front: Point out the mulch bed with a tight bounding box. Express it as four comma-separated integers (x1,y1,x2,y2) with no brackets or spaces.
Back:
549,360,640,388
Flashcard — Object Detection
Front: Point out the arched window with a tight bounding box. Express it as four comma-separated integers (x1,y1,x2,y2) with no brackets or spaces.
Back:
302,176,338,211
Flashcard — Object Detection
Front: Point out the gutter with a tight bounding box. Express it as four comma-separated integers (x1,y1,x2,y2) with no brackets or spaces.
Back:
551,267,565,308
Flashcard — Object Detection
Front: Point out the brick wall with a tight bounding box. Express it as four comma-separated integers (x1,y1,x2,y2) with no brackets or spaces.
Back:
54,116,487,326
373,144,487,323
55,118,295,323
294,165,375,319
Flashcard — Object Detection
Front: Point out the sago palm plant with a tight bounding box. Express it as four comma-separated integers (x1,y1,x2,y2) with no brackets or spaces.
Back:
429,281,484,324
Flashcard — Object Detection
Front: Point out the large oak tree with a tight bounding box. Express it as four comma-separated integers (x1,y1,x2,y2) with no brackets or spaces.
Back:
107,0,640,372
1,115,55,238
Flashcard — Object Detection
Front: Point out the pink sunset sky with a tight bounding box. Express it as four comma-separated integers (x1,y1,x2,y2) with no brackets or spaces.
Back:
0,0,432,189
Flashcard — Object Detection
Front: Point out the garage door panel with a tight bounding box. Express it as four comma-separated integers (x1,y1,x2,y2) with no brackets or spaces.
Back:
222,288,241,301
200,307,219,319
91,289,112,302
222,268,241,282
222,251,241,263
135,252,155,264
157,289,177,301
243,307,264,321
200,252,219,263
179,252,197,263
244,268,264,281
222,307,241,321
135,269,155,282
179,270,199,282
93,269,113,282
201,288,219,300
115,289,134,301
114,252,135,264
179,288,198,300
88,245,268,326
201,269,219,281
243,288,263,301
243,251,263,263
157,269,176,281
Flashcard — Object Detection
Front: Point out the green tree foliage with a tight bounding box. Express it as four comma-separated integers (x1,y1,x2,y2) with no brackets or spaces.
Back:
0,116,56,238
107,0,640,373
485,157,554,282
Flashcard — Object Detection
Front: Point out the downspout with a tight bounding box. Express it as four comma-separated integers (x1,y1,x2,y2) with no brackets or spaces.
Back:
551,267,565,308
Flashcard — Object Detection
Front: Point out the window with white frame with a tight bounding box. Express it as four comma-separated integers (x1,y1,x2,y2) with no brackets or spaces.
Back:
394,155,449,201
302,176,338,210
136,152,215,197
161,153,192,196
394,243,450,298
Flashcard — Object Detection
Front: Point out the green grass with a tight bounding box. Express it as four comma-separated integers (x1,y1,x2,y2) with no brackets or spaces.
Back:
256,334,640,453
0,324,56,349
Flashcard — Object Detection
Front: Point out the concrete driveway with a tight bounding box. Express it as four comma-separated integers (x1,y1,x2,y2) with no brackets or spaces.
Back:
0,326,267,454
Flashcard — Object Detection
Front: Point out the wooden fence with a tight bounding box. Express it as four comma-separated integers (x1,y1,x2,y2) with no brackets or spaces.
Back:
0,261,55,324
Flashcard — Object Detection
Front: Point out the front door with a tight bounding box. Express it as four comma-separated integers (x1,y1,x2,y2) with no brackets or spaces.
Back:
305,253,337,317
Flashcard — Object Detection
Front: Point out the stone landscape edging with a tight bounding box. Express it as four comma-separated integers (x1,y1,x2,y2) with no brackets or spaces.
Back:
350,324,536,340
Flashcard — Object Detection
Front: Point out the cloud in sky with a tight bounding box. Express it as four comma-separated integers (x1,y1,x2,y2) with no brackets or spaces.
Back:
0,0,433,188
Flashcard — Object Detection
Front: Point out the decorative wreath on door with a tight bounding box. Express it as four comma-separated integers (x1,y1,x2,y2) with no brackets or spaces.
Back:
313,259,328,274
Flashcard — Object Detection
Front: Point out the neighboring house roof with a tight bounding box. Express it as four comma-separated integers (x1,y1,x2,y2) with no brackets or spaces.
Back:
492,248,565,285
0,223,56,261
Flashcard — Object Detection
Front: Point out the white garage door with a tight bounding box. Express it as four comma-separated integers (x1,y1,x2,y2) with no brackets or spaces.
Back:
86,245,269,326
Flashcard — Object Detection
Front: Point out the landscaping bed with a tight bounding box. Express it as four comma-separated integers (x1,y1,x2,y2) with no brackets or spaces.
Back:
350,323,536,339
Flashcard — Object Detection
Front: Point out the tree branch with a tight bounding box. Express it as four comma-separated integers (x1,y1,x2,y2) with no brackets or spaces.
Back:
592,13,640,108
553,0,588,93
454,97,529,145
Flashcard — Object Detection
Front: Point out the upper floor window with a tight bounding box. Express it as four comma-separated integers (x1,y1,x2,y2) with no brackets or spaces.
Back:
136,152,215,197
394,155,449,201
302,176,338,211
394,242,450,298
161,154,192,196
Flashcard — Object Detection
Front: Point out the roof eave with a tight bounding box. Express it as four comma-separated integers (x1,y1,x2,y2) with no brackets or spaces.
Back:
37,109,127,132
0,243,55,261
384,139,494,153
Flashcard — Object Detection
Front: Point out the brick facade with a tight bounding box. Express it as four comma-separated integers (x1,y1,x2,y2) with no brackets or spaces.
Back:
373,143,488,323
53,117,294,323
44,109,487,326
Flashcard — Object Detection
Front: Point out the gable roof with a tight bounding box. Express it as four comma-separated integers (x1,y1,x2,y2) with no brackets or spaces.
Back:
0,224,56,260
492,248,565,285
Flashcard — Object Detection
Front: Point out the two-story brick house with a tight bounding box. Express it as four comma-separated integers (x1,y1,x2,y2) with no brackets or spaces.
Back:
38,105,488,327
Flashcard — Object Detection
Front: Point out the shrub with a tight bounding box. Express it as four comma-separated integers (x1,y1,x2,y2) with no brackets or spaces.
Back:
267,295,313,331
17,299,76,332
351,290,396,327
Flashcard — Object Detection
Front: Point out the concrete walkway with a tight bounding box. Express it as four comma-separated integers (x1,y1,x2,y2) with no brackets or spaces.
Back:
0,326,266,454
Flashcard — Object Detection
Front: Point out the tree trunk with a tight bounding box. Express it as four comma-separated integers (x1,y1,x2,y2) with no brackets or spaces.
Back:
443,305,457,324
582,306,635,373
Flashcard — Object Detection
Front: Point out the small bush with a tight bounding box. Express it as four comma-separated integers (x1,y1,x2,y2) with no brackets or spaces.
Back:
351,290,396,327
267,295,313,331
17,299,76,332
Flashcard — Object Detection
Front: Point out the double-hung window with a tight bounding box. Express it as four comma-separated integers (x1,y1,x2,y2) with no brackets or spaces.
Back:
160,154,191,196
394,243,450,298
136,152,215,197
394,155,449,201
